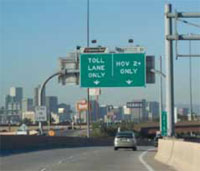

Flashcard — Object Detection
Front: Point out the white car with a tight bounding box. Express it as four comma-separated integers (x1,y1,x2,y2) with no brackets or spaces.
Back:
114,131,137,151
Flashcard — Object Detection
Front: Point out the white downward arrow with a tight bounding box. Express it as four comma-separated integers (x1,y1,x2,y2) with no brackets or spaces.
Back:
126,80,133,85
94,80,100,85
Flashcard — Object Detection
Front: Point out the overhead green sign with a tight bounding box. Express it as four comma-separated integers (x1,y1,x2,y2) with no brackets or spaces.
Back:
80,53,146,87
161,111,167,136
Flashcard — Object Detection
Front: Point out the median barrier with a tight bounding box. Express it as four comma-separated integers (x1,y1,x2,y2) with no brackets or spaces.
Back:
155,138,200,171
0,135,114,154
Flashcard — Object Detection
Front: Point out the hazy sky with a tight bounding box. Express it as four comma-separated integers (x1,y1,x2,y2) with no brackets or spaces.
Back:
0,0,200,107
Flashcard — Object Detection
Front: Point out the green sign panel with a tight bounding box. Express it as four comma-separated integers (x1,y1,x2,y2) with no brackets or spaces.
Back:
80,53,145,87
161,111,167,136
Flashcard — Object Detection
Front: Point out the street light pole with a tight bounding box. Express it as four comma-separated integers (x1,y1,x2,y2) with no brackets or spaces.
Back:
38,72,62,134
151,62,165,134
159,56,164,133
189,38,193,120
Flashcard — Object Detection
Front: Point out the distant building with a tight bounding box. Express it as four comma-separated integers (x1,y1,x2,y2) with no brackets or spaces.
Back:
5,95,12,112
174,107,178,123
90,100,99,122
22,98,34,112
34,85,45,107
5,87,23,116
99,105,108,120
178,108,189,116
22,111,35,123
113,106,123,121
46,96,58,114
10,87,23,104
146,101,159,120
57,103,71,122
126,99,148,122
122,105,132,120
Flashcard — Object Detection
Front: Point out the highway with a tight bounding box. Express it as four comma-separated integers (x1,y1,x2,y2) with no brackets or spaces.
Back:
0,146,174,171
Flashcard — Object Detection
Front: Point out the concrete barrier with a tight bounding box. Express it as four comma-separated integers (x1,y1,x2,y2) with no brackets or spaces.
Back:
155,139,200,171
0,135,114,154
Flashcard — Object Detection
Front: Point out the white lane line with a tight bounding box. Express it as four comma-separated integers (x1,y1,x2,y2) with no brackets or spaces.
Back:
139,149,155,171
40,168,47,171
57,155,74,165
68,155,74,159
58,160,63,164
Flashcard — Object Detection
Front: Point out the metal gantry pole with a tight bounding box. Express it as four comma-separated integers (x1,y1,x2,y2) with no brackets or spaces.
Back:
164,4,200,136
86,0,90,138
159,56,163,133
165,4,175,136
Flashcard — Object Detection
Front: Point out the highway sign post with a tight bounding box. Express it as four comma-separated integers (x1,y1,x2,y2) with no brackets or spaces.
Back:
35,106,47,122
161,111,167,136
80,53,145,87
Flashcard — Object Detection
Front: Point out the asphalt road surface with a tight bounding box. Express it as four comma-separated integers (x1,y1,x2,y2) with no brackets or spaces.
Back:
0,146,175,171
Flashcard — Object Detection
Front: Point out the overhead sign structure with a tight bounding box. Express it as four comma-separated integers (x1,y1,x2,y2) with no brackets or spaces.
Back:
80,53,145,87
126,101,143,108
35,106,47,122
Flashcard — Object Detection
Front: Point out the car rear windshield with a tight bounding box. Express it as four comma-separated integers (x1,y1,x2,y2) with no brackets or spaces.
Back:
116,133,133,138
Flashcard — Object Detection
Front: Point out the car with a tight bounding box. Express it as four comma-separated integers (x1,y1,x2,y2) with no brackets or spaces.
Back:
153,135,163,147
114,131,137,151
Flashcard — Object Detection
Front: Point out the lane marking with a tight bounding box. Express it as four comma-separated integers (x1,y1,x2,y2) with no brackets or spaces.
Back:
40,168,47,171
139,148,155,171
68,155,74,159
58,160,63,164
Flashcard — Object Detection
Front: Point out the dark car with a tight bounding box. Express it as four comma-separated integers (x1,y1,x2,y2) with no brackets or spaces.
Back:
154,135,163,147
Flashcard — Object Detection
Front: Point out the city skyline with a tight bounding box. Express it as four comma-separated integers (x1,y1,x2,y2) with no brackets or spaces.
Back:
0,0,200,108
1,85,200,112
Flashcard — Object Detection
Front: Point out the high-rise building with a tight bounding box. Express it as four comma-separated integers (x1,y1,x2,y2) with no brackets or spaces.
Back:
178,108,189,116
146,101,159,120
5,95,12,111
10,87,23,103
90,100,99,122
99,105,107,120
46,96,58,114
34,85,45,106
58,103,71,122
126,99,147,122
5,87,23,115
22,98,34,112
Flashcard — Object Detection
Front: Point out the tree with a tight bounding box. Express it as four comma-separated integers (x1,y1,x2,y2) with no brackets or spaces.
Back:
21,118,32,125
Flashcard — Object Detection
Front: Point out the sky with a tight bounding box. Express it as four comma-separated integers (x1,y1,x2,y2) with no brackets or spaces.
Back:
0,0,200,108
